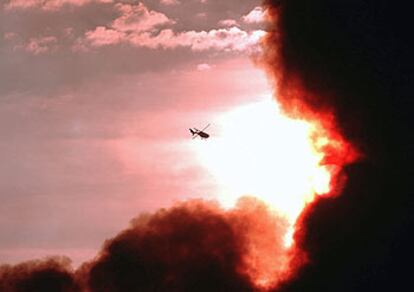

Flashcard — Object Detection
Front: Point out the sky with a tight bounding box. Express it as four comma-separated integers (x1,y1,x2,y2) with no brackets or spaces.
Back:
0,0,272,266
2,1,411,291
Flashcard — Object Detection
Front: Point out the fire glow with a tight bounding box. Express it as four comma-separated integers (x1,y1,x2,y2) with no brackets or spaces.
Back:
192,95,355,288
194,97,334,224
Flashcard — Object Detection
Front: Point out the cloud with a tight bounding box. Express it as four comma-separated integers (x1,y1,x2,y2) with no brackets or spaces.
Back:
3,31,60,55
80,25,266,53
82,26,124,47
242,6,268,24
4,32,59,55
18,36,58,55
74,2,174,49
160,0,180,5
0,0,266,95
4,0,113,11
3,1,266,57
3,32,18,41
132,27,266,52
112,2,175,33
197,63,211,71
218,19,239,27
72,2,266,53
70,2,180,51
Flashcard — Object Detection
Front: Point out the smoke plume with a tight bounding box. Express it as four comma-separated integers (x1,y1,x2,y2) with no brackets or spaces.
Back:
1,198,294,291
0,257,79,292
261,0,413,291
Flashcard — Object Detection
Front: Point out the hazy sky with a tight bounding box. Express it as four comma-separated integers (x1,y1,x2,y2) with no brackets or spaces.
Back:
0,0,270,266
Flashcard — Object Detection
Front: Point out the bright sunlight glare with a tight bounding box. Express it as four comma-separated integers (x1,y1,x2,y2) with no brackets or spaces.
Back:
192,96,333,246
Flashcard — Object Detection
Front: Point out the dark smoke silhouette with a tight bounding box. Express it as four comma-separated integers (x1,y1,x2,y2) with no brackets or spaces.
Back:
0,257,79,292
1,199,291,291
262,0,413,291
85,200,254,292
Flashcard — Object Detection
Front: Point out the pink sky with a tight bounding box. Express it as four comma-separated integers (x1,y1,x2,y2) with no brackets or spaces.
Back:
0,0,269,266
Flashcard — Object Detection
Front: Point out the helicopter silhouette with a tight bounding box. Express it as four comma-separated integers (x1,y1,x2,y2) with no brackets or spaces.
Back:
189,124,210,139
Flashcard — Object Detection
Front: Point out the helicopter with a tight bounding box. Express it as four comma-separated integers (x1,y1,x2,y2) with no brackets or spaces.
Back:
189,124,210,139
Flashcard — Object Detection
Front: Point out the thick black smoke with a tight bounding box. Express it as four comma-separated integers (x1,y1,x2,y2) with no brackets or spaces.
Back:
0,257,79,292
85,200,254,292
263,0,413,291
1,199,290,291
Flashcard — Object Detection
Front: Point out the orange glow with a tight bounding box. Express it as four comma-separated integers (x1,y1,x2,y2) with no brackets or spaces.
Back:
193,96,334,224
191,95,356,289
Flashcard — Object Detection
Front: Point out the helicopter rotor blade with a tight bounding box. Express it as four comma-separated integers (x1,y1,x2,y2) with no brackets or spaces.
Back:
200,123,210,132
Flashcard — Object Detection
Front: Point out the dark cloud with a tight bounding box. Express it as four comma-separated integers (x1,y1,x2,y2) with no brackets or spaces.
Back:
262,0,413,291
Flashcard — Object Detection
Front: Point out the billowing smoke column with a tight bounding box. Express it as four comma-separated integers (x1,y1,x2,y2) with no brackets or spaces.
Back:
262,0,413,291
1,199,293,291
